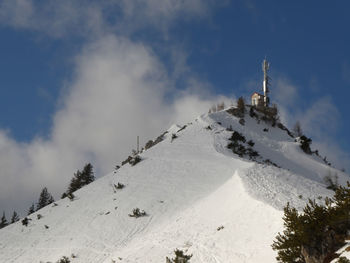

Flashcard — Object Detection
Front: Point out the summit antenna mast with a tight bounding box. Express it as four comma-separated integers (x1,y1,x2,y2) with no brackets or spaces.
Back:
262,59,270,107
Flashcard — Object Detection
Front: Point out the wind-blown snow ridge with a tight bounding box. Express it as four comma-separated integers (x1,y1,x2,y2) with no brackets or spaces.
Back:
0,108,348,263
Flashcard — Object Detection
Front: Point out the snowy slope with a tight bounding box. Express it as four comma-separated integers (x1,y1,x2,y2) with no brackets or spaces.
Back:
0,108,348,263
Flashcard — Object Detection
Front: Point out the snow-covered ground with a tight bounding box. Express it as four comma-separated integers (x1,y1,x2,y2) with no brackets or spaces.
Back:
0,108,348,262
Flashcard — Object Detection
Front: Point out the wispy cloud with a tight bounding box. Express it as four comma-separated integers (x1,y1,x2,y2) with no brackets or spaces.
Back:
0,0,231,216
0,35,230,215
269,74,349,171
0,0,222,38
273,75,299,108
296,96,339,138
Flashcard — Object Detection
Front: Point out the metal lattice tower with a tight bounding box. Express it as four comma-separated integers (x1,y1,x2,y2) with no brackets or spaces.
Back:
262,59,270,107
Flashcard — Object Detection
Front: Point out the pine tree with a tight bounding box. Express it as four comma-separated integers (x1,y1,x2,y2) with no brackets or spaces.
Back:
36,187,55,210
64,163,95,197
299,136,312,154
166,249,192,263
272,183,350,263
0,211,8,229
11,211,19,223
48,195,54,204
80,163,94,185
237,97,245,114
67,170,82,194
28,203,35,215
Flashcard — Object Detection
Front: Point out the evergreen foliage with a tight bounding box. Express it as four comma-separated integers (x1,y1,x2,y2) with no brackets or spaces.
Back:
166,249,193,263
128,208,147,218
122,156,133,166
324,171,339,191
67,192,75,201
277,123,295,138
227,131,260,160
129,155,141,166
145,140,154,150
57,256,70,263
80,163,95,185
115,183,125,189
21,217,30,227
11,211,19,223
337,257,350,263
0,211,8,229
37,187,55,210
171,133,178,142
249,106,257,118
237,96,245,114
272,183,350,263
247,140,255,147
28,203,35,215
63,163,95,197
239,118,245,126
67,170,82,194
299,136,312,154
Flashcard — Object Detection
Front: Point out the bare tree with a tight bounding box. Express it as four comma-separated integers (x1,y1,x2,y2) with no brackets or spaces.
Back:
293,121,303,137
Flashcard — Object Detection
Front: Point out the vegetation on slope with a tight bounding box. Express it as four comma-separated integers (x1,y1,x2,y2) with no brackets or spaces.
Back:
272,183,350,263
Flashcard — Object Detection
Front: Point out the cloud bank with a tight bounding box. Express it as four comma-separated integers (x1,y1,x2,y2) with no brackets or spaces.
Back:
0,34,230,216
0,0,348,218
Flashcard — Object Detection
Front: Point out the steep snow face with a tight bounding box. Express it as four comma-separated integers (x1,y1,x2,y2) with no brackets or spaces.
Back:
204,110,347,210
0,108,348,263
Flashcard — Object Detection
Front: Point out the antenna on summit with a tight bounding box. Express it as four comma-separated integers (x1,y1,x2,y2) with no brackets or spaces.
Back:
262,58,270,107
251,59,272,109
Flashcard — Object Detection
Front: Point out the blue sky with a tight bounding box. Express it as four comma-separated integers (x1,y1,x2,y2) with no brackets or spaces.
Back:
0,0,349,215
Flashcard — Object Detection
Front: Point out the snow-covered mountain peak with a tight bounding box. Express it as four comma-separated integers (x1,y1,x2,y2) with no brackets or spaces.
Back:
0,106,348,263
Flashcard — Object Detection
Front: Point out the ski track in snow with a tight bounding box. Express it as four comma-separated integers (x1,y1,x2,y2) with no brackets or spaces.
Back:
0,108,349,262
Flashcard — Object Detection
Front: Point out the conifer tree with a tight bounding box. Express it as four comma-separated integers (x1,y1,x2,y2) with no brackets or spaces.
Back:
28,203,35,215
166,249,192,263
272,183,350,263
48,195,54,204
36,187,55,210
81,163,94,185
64,163,95,197
11,211,19,223
299,135,312,154
237,97,245,114
0,211,8,229
67,170,82,194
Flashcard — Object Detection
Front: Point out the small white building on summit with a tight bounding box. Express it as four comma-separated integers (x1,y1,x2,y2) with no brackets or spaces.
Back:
251,92,264,108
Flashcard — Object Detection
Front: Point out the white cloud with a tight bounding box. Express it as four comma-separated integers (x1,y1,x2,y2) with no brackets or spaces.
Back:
0,0,219,38
0,0,229,216
273,75,298,108
294,97,350,171
0,0,231,217
297,97,339,139
278,94,349,172
0,0,106,37
0,35,230,216
313,141,350,173
262,73,350,172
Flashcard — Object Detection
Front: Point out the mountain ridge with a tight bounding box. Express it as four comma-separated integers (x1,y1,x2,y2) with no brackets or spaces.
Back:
0,106,348,262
